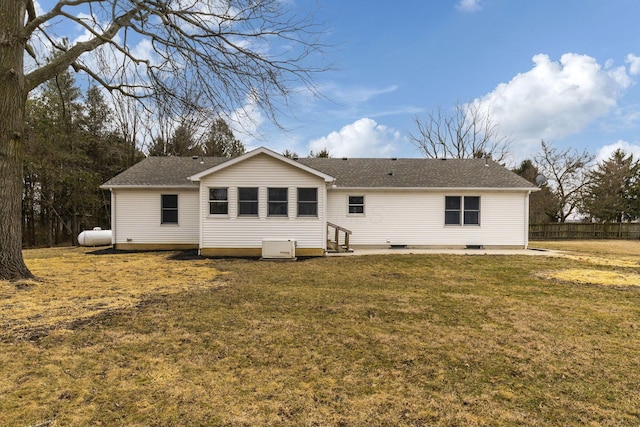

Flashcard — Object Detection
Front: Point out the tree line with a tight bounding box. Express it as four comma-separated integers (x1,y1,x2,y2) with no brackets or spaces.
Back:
516,142,640,224
25,82,639,252
22,69,247,248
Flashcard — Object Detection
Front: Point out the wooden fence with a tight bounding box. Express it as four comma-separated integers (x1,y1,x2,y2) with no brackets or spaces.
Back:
529,223,640,240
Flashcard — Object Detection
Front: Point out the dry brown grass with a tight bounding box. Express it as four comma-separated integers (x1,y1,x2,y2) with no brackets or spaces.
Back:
1,243,640,426
1,248,225,341
533,240,640,286
532,239,640,257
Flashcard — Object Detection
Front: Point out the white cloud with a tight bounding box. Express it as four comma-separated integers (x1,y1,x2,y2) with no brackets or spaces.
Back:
456,0,482,12
472,53,634,160
308,118,400,157
319,83,399,104
225,94,266,149
596,140,640,162
626,54,640,75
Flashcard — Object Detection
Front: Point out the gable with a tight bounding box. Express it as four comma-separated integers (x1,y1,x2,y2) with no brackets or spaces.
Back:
188,147,334,183
198,152,329,187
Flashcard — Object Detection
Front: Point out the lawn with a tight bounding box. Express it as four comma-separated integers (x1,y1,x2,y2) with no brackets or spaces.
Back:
1,242,640,426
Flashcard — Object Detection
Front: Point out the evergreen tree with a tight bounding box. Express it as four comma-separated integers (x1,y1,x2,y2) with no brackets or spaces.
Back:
202,118,245,157
309,147,331,158
22,76,142,247
282,149,299,159
23,70,90,245
581,149,640,222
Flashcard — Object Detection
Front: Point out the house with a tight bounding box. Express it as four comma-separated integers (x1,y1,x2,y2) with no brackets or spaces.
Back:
100,146,539,256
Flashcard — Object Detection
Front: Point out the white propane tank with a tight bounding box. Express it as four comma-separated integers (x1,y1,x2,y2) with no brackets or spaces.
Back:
77,227,112,247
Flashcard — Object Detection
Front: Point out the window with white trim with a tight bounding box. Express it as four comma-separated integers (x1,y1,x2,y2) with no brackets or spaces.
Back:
445,196,480,226
209,188,228,215
238,187,258,216
348,195,365,215
161,194,178,224
268,188,288,217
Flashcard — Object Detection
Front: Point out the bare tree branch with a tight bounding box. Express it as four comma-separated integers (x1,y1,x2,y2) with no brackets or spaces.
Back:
534,140,595,222
409,100,512,162
2,0,329,279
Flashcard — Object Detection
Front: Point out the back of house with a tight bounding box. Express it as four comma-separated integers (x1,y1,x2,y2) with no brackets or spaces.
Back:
100,147,538,256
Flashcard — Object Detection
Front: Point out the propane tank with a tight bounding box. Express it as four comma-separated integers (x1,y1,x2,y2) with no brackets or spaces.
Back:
77,227,112,246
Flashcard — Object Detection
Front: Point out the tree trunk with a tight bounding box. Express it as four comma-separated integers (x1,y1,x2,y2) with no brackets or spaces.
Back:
0,0,33,280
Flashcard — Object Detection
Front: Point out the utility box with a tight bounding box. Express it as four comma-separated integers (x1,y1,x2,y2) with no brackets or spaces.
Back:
261,239,297,260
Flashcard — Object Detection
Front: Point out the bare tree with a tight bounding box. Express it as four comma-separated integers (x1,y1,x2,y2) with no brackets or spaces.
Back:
0,0,327,279
512,159,562,223
409,101,512,162
534,140,594,222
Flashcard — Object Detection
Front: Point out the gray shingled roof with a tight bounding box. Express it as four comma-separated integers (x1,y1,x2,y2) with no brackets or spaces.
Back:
102,157,228,188
298,157,536,189
102,155,537,189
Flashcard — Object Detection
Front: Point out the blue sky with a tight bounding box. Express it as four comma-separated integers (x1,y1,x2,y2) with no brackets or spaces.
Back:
34,0,640,165
246,0,640,165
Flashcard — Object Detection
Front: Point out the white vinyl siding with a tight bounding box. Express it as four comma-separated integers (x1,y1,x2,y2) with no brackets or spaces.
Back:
326,190,529,247
113,189,199,244
199,153,326,250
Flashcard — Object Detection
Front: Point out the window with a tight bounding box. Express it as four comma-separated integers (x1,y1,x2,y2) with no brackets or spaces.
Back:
464,196,480,225
268,188,288,217
209,188,228,215
297,188,318,217
348,196,365,214
238,187,258,216
161,194,178,224
445,196,480,226
445,196,461,225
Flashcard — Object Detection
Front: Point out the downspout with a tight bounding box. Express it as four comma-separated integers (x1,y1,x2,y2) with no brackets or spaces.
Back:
110,190,116,248
524,190,531,249
198,184,203,255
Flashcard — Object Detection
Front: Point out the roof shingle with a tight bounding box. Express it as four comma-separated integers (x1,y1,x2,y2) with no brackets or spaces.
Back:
102,155,536,190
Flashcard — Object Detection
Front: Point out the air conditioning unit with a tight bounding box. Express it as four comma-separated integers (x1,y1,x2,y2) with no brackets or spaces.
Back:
262,239,297,260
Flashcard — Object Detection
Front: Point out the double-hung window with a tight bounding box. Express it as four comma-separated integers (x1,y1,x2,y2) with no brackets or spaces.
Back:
161,194,178,224
463,196,480,225
268,188,288,217
445,196,480,226
348,196,365,215
209,188,228,215
297,188,318,217
238,187,258,216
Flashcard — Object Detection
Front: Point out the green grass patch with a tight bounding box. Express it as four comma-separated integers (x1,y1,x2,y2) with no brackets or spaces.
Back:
1,246,640,425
